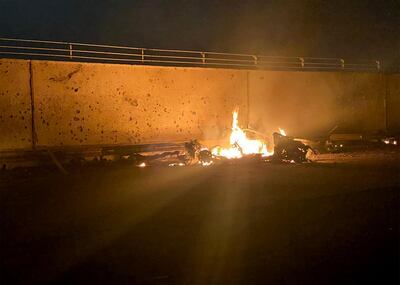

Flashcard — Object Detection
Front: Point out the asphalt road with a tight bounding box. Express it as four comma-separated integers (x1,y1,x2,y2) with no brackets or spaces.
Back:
1,154,399,284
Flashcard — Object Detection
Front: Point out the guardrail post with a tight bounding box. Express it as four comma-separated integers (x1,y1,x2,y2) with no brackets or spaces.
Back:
340,59,345,69
141,48,145,63
376,60,380,70
299,57,304,68
69,44,73,59
201,52,206,64
252,55,258,66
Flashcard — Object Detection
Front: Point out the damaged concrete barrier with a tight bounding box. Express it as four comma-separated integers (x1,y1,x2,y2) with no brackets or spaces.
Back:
31,61,248,147
0,59,33,151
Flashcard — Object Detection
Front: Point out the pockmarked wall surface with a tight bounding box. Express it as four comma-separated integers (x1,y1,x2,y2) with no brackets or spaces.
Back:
248,71,386,137
0,59,32,151
387,74,400,132
32,61,247,147
1,58,397,152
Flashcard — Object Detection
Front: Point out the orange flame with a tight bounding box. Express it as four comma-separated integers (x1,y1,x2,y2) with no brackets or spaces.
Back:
212,110,273,159
279,128,286,136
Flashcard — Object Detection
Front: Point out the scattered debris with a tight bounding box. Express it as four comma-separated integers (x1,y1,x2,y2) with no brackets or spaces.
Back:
325,134,400,153
47,150,68,175
272,132,314,163
137,162,146,168
382,137,397,146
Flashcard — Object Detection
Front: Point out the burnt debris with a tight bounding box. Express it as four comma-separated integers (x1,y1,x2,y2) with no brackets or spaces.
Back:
272,132,313,163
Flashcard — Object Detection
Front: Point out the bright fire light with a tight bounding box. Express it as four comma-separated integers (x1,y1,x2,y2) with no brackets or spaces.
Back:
168,163,185,167
137,162,146,167
279,128,287,136
199,161,213,166
211,110,273,158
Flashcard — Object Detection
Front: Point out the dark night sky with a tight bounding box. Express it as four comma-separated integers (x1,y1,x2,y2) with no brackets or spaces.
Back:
0,0,399,68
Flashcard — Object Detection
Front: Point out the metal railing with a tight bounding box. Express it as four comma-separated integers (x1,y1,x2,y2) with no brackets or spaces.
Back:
0,37,380,71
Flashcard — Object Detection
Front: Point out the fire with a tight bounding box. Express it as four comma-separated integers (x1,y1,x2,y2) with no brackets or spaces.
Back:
199,161,213,166
211,110,273,158
168,162,185,167
279,128,286,136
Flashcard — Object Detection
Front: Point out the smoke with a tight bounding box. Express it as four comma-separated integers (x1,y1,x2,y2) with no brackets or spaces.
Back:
248,71,386,138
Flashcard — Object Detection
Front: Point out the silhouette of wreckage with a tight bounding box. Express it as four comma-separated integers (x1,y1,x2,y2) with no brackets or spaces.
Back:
133,132,314,166
271,132,314,163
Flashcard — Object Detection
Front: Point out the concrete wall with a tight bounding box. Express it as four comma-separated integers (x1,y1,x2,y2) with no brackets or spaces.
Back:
0,58,398,152
248,71,387,137
0,59,32,151
387,74,400,132
32,61,247,147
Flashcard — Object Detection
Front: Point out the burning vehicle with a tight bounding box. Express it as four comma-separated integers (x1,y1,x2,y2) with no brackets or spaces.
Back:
272,132,313,163
133,110,314,167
